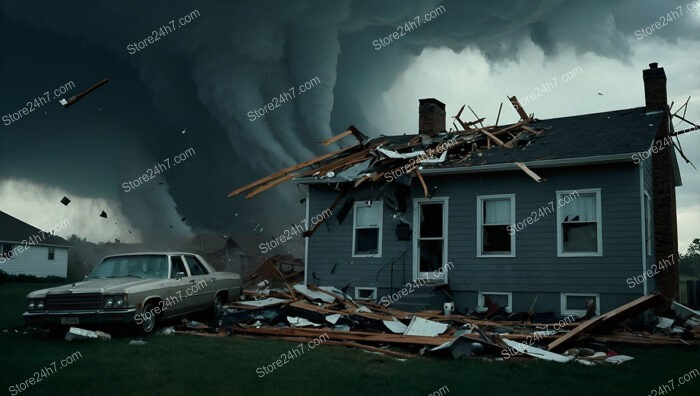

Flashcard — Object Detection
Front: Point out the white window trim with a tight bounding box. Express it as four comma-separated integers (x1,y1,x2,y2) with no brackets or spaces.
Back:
556,189,602,257
477,291,512,312
352,200,383,258
476,194,516,258
560,292,600,316
354,287,377,301
412,197,450,283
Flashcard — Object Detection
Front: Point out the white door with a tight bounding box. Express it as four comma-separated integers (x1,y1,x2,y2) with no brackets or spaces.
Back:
413,198,448,283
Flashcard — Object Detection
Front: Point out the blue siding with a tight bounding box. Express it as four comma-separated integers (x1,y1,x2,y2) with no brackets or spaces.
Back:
305,162,647,314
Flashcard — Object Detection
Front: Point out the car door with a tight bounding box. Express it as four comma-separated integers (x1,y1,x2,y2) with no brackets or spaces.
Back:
184,255,215,309
164,255,191,318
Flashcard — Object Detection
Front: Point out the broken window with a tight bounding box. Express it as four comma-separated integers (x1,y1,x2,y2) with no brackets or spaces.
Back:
478,195,514,256
353,202,382,256
562,293,599,316
354,287,377,300
558,190,601,255
478,291,512,311
418,202,445,274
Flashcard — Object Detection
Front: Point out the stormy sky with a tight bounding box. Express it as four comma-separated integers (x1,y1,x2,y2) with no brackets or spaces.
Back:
0,0,698,252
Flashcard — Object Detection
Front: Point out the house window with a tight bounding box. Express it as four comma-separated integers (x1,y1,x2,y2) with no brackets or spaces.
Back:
477,195,515,257
644,193,652,256
353,201,382,257
1,244,13,259
354,287,377,301
557,189,602,256
477,291,512,313
48,247,55,260
561,293,600,316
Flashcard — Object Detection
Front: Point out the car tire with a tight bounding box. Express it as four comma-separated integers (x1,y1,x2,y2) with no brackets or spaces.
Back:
139,302,158,334
212,294,225,317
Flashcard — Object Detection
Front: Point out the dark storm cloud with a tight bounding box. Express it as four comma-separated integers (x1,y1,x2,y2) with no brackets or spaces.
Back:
0,0,697,241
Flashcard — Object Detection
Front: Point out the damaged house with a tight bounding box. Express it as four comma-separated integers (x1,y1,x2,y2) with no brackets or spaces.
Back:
231,63,687,317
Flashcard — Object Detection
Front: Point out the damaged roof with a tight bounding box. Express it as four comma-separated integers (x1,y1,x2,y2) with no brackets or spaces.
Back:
228,100,668,199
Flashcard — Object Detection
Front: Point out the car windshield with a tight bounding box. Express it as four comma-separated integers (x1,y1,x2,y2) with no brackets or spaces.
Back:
87,255,168,279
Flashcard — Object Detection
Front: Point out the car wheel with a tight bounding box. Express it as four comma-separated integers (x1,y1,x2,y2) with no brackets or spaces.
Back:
140,302,158,334
212,294,225,316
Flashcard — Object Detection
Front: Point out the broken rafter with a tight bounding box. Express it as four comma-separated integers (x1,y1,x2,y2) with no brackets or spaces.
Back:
508,95,530,122
229,144,359,198
321,129,353,146
515,162,544,182
480,129,507,148
414,169,429,198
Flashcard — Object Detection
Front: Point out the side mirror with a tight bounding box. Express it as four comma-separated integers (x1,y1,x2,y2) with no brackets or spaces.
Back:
176,272,186,280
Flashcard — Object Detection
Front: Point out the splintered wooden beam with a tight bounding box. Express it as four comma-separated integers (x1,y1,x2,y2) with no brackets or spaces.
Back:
521,125,542,136
508,96,530,122
228,144,359,197
245,173,299,199
302,187,351,237
495,102,503,126
514,162,543,182
415,169,429,198
480,129,506,148
321,129,353,146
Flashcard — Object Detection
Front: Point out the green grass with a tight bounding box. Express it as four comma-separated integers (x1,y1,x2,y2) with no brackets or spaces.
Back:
1,283,699,396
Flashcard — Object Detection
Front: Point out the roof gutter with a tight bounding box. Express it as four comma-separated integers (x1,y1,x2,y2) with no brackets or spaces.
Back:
419,153,637,176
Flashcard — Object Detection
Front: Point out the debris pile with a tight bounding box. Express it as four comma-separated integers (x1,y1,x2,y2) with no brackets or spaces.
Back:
176,277,699,363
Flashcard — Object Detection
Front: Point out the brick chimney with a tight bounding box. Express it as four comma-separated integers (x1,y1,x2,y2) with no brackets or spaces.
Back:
418,98,446,137
644,62,668,112
643,62,679,308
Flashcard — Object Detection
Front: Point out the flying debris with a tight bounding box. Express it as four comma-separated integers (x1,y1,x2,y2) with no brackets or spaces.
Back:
59,78,109,108
60,196,71,206
181,128,187,134
181,216,187,222
598,93,603,96
99,210,108,218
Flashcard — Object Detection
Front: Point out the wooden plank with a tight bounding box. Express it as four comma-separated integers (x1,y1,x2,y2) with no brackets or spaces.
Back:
415,170,429,198
547,293,665,351
245,173,299,199
508,95,530,121
480,129,506,148
321,129,353,146
279,337,415,359
515,162,544,182
521,125,542,136
228,144,359,197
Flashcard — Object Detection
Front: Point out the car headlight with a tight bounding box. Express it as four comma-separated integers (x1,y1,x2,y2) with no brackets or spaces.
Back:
28,300,36,310
104,295,127,308
37,300,44,309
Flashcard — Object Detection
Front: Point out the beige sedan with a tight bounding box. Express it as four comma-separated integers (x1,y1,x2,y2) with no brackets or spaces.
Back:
23,252,242,333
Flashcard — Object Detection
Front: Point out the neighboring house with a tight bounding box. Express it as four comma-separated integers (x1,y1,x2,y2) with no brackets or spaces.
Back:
0,210,71,278
295,63,681,316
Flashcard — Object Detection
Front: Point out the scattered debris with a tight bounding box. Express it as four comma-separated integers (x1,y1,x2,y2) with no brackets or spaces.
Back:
64,327,111,341
59,78,109,108
128,339,147,346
